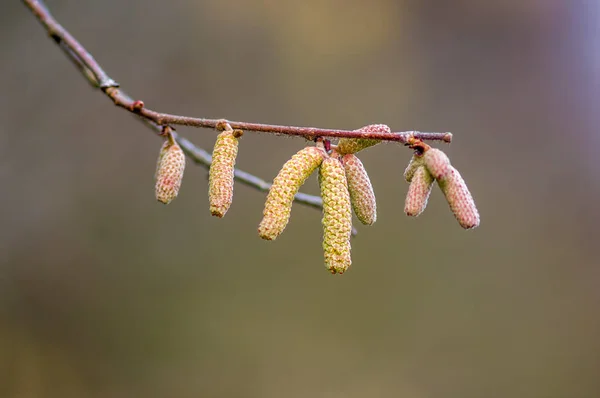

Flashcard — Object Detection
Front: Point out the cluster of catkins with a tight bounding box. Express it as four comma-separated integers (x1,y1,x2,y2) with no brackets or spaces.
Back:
154,124,479,275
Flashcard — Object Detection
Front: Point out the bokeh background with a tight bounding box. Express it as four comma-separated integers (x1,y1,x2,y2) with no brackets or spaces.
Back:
2,1,600,397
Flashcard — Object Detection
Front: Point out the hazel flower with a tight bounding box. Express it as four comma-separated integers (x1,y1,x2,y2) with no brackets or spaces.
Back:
209,129,241,218
342,154,376,225
404,153,425,182
155,136,185,204
335,124,391,155
422,148,451,180
259,146,326,240
404,165,434,217
320,156,353,274
422,148,480,229
437,166,480,229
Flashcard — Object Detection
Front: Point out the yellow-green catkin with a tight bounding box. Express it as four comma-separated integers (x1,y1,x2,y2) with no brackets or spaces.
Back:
259,146,326,240
335,124,391,155
404,153,425,182
342,154,376,225
320,156,353,274
155,137,185,204
423,148,479,229
209,130,240,217
404,166,434,217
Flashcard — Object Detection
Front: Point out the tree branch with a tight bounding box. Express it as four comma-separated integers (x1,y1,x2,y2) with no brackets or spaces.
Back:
23,0,452,143
22,0,450,218
23,0,328,209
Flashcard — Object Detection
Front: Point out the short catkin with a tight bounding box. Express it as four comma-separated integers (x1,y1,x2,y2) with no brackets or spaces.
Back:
404,154,425,182
209,130,240,217
404,165,434,217
258,146,326,240
320,156,353,274
423,148,479,229
335,124,391,155
422,148,451,180
342,154,376,225
437,166,480,229
155,138,186,204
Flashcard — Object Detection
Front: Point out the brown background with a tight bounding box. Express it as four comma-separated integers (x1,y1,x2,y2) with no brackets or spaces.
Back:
2,1,600,397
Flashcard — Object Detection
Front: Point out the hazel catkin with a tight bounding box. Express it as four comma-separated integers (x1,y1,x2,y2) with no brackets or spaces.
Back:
437,166,480,229
155,137,185,204
421,148,480,229
422,148,451,180
258,146,326,240
404,165,434,217
342,154,376,225
404,153,425,182
335,124,391,155
320,156,353,274
209,130,240,217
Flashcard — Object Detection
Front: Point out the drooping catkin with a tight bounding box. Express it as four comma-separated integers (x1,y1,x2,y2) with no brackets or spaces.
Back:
422,148,479,229
437,166,480,229
404,166,434,217
259,146,326,240
422,148,451,180
342,154,376,225
404,154,425,182
209,130,240,217
335,124,391,155
320,156,353,274
155,137,185,204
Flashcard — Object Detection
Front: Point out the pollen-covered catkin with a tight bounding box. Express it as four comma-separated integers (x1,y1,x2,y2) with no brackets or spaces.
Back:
209,130,240,217
258,146,326,240
155,138,185,204
437,166,480,229
404,166,434,217
335,124,391,155
320,157,353,274
342,154,376,225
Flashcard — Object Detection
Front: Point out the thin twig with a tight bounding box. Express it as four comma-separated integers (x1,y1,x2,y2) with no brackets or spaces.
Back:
22,0,326,209
22,0,452,144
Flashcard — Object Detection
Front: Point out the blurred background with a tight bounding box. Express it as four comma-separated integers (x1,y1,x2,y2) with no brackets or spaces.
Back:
1,0,599,397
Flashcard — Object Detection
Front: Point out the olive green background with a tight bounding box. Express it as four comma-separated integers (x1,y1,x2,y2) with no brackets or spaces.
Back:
2,1,599,397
